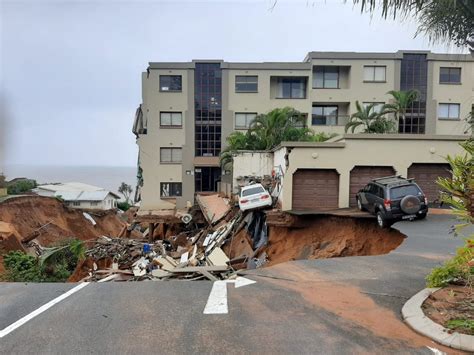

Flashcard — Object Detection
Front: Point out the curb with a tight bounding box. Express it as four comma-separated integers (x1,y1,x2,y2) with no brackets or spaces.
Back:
402,288,474,352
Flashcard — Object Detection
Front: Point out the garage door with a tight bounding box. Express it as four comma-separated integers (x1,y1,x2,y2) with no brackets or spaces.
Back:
349,166,396,207
292,169,339,211
408,163,451,202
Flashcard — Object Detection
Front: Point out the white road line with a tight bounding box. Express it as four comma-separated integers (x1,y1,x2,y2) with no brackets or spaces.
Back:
203,277,256,315
0,282,89,338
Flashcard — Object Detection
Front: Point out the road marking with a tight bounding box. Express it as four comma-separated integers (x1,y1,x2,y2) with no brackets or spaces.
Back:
203,277,256,315
0,282,89,338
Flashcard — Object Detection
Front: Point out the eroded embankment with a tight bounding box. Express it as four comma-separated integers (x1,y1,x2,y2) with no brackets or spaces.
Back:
260,216,405,267
0,196,125,246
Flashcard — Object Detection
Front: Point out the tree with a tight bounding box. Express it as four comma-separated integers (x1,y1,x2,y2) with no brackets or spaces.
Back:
351,0,474,51
382,89,419,130
118,182,133,203
345,101,396,133
219,107,336,170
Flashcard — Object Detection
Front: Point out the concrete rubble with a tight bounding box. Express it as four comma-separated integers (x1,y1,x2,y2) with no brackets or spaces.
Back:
70,201,270,282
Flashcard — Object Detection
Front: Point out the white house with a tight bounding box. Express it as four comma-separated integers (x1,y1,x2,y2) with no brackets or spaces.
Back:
33,182,119,210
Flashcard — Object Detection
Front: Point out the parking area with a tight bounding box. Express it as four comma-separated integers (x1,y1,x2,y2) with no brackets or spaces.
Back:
0,215,465,354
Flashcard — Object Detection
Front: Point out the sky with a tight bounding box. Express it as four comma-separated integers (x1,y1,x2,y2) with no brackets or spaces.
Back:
0,0,465,168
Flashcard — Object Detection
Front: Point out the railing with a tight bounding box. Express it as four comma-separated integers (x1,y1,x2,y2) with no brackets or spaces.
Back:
311,115,350,126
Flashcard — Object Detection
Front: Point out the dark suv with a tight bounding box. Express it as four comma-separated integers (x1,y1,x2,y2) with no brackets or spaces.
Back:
356,176,428,228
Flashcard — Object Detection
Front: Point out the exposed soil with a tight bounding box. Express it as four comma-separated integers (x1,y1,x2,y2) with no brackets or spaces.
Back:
0,196,126,246
423,285,474,336
261,216,405,266
261,263,460,354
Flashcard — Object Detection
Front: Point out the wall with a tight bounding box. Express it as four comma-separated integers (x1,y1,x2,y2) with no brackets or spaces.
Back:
430,59,474,135
279,135,465,211
138,68,189,211
232,151,274,193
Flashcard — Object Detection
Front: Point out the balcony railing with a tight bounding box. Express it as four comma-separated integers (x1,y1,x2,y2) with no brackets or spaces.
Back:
311,115,350,126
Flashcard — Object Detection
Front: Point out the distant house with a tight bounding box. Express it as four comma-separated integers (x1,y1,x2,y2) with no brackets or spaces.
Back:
33,182,119,210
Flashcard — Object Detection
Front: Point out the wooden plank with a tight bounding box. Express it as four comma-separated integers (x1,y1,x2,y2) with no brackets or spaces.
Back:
200,270,218,281
169,265,229,273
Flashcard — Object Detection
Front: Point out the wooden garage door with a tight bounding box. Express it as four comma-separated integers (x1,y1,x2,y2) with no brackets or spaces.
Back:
292,169,339,211
349,166,396,207
408,163,451,203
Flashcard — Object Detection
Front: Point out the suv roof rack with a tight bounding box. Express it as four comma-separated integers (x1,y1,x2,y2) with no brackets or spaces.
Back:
372,175,415,186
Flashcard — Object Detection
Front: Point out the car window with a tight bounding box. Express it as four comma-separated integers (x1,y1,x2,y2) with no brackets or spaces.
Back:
390,185,422,199
376,186,384,198
242,186,265,197
369,184,378,195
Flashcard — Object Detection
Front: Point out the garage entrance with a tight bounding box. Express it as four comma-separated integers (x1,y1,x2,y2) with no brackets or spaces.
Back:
408,163,451,203
292,169,339,211
349,166,396,207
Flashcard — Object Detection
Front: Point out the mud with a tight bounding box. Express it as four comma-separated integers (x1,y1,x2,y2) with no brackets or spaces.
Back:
0,196,126,246
263,263,461,354
261,216,405,266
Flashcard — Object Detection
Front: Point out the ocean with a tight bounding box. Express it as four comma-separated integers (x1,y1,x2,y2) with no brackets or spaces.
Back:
2,165,137,196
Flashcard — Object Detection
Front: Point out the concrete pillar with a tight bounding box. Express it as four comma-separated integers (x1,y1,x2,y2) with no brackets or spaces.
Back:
338,168,350,208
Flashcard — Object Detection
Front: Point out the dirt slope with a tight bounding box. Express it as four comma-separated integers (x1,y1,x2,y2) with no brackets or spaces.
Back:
263,216,405,266
0,196,125,246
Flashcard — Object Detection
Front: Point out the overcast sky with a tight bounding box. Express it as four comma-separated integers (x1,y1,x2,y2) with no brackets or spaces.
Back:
0,0,464,167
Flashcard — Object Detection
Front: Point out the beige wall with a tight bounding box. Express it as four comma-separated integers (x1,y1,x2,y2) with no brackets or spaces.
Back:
430,60,474,135
138,69,188,211
232,151,274,193
277,136,465,211
226,68,312,128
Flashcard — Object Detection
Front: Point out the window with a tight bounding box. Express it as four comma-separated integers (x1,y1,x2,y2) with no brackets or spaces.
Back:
362,102,385,114
363,66,386,82
160,112,182,127
438,103,460,120
312,106,338,126
72,201,80,206
160,147,182,163
235,112,257,129
241,185,265,197
235,76,258,92
91,201,99,207
160,182,182,197
440,67,461,84
314,67,339,88
159,75,182,92
390,185,422,199
276,77,306,99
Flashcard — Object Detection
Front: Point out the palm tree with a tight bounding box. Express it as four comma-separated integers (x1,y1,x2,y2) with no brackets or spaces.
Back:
247,107,307,150
351,1,474,52
345,101,396,133
383,89,419,131
219,107,336,169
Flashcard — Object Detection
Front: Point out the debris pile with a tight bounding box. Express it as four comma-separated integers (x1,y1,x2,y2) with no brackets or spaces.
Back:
70,208,270,282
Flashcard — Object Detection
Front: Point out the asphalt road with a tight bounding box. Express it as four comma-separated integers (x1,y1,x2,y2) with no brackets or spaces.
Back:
0,214,467,354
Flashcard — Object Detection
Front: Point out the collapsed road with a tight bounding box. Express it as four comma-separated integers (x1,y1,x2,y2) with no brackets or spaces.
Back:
0,214,463,354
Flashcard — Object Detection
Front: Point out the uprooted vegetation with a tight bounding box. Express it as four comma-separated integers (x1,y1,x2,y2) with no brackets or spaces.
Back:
0,194,406,282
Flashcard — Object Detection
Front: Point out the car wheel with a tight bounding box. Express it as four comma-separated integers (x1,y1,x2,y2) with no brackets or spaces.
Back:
356,198,364,211
376,211,392,228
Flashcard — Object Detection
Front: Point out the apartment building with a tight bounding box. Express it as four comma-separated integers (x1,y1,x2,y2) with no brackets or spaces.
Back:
132,51,473,212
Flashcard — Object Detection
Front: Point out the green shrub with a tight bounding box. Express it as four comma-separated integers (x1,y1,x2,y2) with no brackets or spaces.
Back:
426,239,474,287
446,319,474,335
3,239,85,282
3,251,43,282
7,179,37,194
117,201,131,211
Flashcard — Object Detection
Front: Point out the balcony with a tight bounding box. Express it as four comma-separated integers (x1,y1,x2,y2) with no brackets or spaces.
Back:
312,66,351,90
270,76,308,99
311,102,350,127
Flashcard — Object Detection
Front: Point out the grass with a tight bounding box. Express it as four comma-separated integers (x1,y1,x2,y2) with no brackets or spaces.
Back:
446,319,474,335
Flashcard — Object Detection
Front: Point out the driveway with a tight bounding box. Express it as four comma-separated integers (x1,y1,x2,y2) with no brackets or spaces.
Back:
0,215,466,354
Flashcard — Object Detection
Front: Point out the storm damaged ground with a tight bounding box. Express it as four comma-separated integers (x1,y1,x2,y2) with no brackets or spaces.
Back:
0,194,407,282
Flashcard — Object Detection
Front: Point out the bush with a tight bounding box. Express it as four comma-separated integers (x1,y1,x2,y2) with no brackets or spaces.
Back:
117,201,131,211
7,179,37,194
3,239,85,282
426,239,474,287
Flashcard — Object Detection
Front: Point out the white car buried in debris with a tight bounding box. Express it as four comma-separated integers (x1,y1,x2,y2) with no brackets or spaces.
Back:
238,183,272,211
